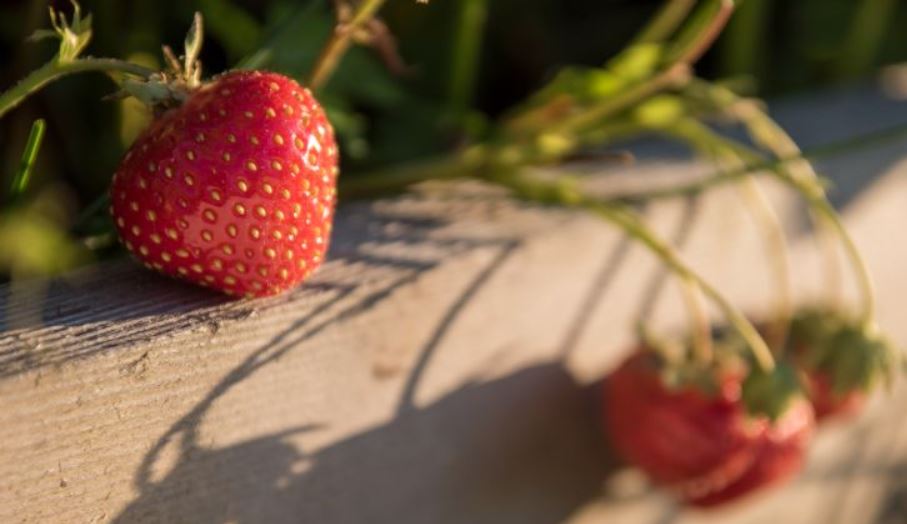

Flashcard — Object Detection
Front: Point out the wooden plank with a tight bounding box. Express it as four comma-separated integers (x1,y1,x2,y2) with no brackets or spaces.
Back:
2,85,907,523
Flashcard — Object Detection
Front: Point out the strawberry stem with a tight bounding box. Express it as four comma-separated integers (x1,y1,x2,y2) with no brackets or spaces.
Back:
659,118,793,353
0,58,154,120
738,177,792,350
683,80,845,313
487,170,776,372
633,0,697,44
339,147,487,198
681,86,878,327
615,121,907,203
308,0,391,90
498,0,736,166
665,0,735,66
680,276,714,364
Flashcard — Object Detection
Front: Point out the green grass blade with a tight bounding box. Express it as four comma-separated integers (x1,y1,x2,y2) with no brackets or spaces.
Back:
9,118,46,200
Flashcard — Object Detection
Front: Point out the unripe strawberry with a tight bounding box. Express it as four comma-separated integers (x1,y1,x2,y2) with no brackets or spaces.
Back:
110,71,338,297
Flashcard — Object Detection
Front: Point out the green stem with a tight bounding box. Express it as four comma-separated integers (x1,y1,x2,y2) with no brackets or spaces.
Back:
549,64,690,138
635,0,698,44
739,176,792,351
587,203,774,372
682,81,842,307
503,0,732,143
679,275,714,364
701,88,876,326
0,58,155,119
545,0,734,141
812,198,877,325
665,0,735,66
490,171,776,372
8,119,46,202
666,119,793,352
619,121,907,202
336,113,907,208
339,148,487,199
678,126,876,326
308,0,389,90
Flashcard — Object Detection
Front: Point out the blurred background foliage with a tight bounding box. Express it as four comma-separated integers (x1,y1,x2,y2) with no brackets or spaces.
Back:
1,0,906,282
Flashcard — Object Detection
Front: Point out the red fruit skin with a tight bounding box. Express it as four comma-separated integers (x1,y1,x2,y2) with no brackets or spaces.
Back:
684,398,814,507
603,350,815,507
604,352,764,496
804,370,865,421
110,71,338,297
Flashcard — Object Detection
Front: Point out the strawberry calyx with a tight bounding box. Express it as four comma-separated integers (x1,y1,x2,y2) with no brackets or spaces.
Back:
638,328,750,401
789,308,900,396
637,328,723,397
741,363,804,422
117,13,205,114
646,324,811,422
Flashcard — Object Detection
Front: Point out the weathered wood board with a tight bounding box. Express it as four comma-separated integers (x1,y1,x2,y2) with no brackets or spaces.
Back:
2,84,907,523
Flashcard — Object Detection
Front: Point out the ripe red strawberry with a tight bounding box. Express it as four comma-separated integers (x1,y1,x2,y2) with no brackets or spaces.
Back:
802,370,865,420
604,351,758,492
110,70,338,297
603,349,814,506
683,396,813,507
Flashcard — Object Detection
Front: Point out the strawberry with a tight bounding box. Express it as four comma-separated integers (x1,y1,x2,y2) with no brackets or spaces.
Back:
603,348,814,506
110,70,338,297
683,396,814,507
787,309,898,421
802,370,865,420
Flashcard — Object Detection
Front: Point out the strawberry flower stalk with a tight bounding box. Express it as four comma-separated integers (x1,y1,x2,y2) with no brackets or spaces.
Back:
678,81,902,420
0,2,155,119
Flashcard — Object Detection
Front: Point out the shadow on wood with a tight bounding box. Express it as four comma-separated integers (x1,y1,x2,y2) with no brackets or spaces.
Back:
111,221,638,523
0,202,523,379
113,363,620,524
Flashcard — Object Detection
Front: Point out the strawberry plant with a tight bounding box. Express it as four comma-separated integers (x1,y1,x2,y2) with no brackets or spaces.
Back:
0,0,904,511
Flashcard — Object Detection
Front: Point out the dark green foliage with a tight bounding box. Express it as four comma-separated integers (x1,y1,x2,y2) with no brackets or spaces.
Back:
0,0,905,281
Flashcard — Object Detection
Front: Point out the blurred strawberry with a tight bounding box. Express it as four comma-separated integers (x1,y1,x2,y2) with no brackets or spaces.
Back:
802,370,865,420
788,309,899,421
683,395,814,506
603,348,815,506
